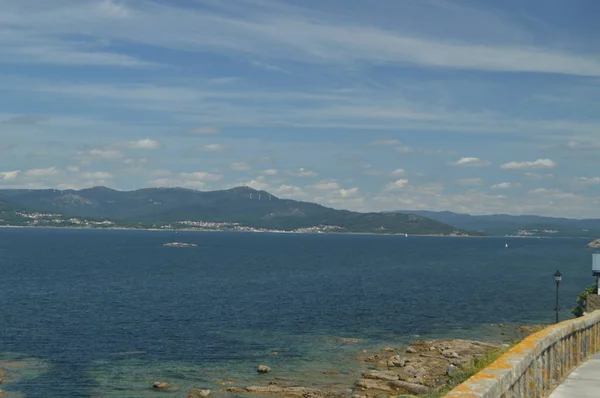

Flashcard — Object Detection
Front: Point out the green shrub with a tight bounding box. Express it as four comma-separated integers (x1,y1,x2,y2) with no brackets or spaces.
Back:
572,282,599,317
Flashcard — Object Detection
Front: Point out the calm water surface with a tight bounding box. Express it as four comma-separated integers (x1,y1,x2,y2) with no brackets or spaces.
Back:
0,229,595,397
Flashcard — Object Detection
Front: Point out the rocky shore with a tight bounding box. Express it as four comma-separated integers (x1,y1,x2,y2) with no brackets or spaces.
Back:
587,239,600,248
211,325,545,398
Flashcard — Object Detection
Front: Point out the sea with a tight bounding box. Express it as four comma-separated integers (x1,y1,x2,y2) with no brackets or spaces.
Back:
0,228,596,397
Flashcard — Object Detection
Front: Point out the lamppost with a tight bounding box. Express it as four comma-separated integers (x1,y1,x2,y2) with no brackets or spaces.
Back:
554,269,562,324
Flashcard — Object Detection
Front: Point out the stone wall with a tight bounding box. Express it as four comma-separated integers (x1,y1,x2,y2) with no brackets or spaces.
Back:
444,310,600,398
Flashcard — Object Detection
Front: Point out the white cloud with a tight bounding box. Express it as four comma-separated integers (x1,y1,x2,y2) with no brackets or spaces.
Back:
0,170,20,180
339,187,359,198
97,0,130,18
88,149,124,158
451,157,491,167
251,60,290,74
384,179,409,191
126,139,161,149
500,158,557,170
179,171,223,182
395,145,415,153
230,162,252,172
524,172,554,179
25,167,60,177
287,168,317,177
201,144,226,152
79,171,114,179
274,184,306,198
390,168,405,176
310,180,341,190
190,127,221,135
576,177,600,184
490,182,521,189
262,169,278,175
5,1,600,76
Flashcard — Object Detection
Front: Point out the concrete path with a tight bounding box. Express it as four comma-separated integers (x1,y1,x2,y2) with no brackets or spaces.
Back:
548,353,600,397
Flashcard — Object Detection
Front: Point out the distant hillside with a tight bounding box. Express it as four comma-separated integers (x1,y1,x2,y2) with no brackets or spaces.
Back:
0,186,474,235
394,210,600,237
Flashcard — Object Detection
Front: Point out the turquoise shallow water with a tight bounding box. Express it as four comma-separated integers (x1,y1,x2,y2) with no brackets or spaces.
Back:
0,229,594,397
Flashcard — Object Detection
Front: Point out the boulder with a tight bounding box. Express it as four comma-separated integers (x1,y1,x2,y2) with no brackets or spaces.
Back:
389,380,432,395
405,347,417,354
442,350,460,359
257,365,272,374
188,389,212,397
447,364,458,376
152,381,169,389
354,379,393,392
362,370,398,381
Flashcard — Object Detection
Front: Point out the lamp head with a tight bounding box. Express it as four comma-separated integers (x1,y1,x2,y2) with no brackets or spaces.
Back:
554,269,562,283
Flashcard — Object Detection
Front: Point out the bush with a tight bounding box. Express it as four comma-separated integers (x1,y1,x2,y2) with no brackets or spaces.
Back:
572,282,599,317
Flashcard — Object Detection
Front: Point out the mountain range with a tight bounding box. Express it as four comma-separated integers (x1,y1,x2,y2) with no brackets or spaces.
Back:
394,210,600,237
0,186,467,235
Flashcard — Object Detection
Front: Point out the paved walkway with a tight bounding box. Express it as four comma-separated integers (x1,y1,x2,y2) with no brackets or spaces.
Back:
548,353,600,397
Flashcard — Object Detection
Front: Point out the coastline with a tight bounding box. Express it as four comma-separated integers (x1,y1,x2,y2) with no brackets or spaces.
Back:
0,323,543,397
0,224,570,238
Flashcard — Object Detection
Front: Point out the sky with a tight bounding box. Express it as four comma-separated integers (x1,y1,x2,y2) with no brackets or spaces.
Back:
1,0,600,218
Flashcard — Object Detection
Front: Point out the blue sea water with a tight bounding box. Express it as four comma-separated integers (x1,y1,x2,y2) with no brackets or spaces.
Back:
0,228,595,397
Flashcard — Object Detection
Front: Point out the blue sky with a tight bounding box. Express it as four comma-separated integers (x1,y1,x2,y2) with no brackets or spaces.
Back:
1,0,600,217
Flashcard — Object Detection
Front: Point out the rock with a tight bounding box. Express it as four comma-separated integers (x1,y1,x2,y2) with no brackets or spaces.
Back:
225,387,246,393
442,350,460,359
389,380,432,395
244,386,321,396
272,351,279,356
386,356,408,368
163,242,197,247
498,324,504,328
257,365,272,374
188,389,211,397
362,370,399,381
405,347,417,354
447,364,458,376
354,379,393,392
152,381,169,389
323,370,342,375
586,239,600,248
383,347,394,352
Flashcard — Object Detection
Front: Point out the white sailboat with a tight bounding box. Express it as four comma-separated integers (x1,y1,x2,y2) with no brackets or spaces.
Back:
505,242,509,248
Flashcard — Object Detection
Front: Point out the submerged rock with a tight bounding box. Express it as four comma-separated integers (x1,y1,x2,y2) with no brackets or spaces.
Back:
152,381,169,389
257,364,272,374
188,389,211,397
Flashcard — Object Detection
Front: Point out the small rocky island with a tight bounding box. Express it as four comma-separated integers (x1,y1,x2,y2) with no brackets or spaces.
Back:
163,242,198,247
587,239,600,248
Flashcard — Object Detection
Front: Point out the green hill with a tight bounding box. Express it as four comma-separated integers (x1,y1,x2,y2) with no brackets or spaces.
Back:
0,186,473,235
